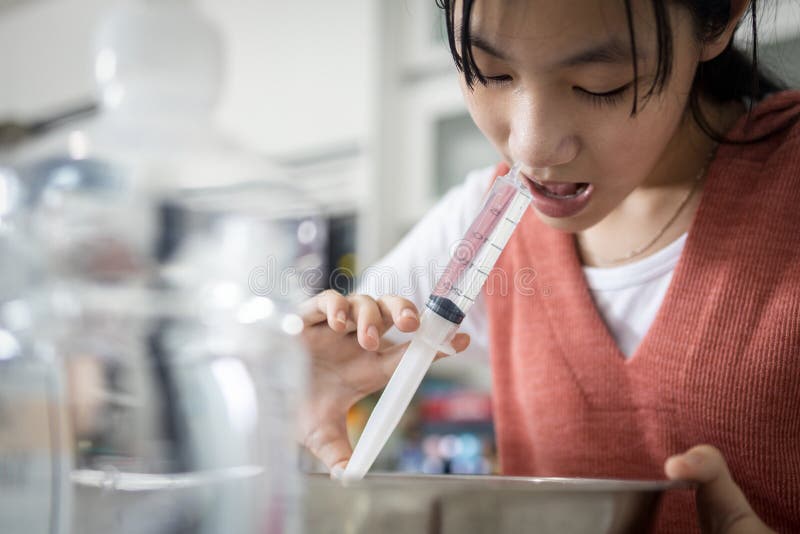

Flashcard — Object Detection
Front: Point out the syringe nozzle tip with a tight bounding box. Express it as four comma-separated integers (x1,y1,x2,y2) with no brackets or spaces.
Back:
330,465,345,480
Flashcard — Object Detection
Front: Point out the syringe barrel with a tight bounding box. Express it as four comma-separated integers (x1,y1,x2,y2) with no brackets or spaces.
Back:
431,168,531,318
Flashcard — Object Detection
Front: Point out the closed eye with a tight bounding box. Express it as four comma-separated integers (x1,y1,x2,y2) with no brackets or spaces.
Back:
483,74,513,87
574,81,635,106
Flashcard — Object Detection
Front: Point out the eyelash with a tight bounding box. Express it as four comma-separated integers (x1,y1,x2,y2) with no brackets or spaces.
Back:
574,83,633,107
481,76,634,107
483,75,513,87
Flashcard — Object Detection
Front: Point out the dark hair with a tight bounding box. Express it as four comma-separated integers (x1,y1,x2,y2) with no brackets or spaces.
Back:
436,0,785,143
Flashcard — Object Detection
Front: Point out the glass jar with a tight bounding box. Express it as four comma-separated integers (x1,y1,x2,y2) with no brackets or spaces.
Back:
9,2,324,532
61,286,307,534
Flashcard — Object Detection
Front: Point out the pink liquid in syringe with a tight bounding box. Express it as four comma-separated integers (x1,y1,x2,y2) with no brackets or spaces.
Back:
433,180,518,298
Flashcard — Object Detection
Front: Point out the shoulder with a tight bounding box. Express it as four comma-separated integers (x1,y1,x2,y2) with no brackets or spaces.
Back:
721,90,800,165
698,93,800,264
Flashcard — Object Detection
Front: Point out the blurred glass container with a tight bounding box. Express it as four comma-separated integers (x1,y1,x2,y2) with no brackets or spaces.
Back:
0,166,24,228
63,286,307,534
6,1,322,533
45,183,314,534
0,222,72,534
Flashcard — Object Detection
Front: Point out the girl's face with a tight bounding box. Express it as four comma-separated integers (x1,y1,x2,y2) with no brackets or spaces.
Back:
459,0,711,232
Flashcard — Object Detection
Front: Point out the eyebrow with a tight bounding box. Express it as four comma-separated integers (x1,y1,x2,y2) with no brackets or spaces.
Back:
558,38,641,67
469,34,512,61
468,32,644,68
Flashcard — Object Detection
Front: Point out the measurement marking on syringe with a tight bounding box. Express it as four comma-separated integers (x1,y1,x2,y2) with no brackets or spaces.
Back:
490,243,503,251
454,292,476,303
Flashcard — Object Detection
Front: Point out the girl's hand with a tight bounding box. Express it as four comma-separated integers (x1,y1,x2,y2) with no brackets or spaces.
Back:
665,445,776,533
297,290,471,472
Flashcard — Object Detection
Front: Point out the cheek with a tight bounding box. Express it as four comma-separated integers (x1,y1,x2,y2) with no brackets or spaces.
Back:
583,133,649,195
585,95,688,182
462,87,511,156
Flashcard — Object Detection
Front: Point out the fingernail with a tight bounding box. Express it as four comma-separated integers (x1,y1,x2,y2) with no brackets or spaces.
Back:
336,310,347,325
401,308,417,321
367,325,378,341
684,452,704,466
330,465,344,480
663,457,685,481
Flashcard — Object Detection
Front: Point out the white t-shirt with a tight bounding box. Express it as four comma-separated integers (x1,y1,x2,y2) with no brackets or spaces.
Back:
583,233,686,357
356,165,686,362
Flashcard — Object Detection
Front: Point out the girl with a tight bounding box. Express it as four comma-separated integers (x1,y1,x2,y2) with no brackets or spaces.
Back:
299,1,799,532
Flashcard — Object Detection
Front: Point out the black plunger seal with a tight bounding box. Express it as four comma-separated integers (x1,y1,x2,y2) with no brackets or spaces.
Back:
426,295,465,325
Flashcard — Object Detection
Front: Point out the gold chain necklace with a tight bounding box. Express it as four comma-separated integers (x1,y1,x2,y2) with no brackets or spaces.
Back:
586,148,717,267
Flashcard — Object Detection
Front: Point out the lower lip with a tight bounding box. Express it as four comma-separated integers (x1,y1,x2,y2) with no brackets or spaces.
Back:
524,178,594,219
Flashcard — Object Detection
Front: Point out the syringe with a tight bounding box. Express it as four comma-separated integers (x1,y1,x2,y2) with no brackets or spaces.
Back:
342,163,531,481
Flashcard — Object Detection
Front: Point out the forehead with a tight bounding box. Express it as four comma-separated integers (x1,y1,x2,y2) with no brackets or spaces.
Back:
461,0,653,67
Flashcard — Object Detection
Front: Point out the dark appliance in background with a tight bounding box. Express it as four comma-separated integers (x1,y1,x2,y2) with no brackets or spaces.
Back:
322,211,359,295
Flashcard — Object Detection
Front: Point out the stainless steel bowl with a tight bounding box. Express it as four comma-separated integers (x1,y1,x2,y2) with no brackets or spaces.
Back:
305,473,691,534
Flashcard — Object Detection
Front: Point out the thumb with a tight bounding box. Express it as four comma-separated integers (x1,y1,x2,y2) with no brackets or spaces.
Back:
664,445,774,534
302,422,353,476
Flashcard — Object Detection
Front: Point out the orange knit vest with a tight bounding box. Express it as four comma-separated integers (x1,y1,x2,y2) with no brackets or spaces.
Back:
484,91,800,533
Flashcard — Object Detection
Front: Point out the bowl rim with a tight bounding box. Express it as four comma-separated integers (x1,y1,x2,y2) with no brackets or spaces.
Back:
307,472,695,492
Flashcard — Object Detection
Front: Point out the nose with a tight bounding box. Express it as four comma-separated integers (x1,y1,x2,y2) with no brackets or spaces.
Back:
508,100,579,172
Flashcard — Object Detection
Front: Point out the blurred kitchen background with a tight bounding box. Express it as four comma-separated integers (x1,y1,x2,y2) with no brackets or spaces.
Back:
0,0,798,478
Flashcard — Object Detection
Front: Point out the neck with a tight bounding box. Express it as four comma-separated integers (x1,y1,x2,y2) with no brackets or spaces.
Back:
576,98,743,268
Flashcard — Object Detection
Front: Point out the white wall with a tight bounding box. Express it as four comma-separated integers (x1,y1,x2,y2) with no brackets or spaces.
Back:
0,0,101,118
211,0,373,157
0,0,374,157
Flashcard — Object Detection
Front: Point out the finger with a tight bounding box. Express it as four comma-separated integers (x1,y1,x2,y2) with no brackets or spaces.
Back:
376,296,419,335
349,295,383,351
664,445,774,534
322,291,354,333
303,422,353,473
300,290,349,332
330,463,346,480
434,333,471,360
298,295,327,325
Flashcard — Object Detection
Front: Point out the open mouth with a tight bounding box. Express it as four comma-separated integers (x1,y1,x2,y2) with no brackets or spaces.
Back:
528,177,590,199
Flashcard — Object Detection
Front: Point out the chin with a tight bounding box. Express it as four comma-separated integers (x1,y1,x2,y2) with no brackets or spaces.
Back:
531,208,604,234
